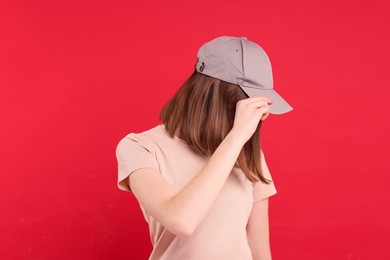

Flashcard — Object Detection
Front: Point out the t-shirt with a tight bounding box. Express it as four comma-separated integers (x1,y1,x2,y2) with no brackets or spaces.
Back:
116,124,277,260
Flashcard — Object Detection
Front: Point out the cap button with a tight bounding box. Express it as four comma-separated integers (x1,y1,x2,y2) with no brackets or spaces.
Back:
241,36,247,40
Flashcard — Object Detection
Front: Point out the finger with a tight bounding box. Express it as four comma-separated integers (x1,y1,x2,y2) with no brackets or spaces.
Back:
257,106,270,119
247,100,270,109
248,96,273,104
261,111,270,121
239,96,273,106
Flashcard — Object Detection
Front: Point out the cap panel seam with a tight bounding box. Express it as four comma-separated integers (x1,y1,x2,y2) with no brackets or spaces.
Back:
240,38,245,86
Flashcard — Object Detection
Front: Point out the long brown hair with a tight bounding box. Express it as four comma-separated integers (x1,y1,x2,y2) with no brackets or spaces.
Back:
160,71,271,184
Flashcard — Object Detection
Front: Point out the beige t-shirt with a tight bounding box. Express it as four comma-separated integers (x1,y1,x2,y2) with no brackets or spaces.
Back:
116,124,277,260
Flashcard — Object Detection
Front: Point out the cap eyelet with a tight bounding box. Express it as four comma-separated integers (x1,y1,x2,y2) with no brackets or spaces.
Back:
199,62,205,72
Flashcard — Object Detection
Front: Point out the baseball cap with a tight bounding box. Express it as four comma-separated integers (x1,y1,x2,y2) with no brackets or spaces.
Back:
195,36,293,114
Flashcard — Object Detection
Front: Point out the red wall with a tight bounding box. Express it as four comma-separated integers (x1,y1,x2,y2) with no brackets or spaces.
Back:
1,0,389,259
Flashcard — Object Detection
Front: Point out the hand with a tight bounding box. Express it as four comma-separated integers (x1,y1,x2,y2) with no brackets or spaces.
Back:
230,97,272,144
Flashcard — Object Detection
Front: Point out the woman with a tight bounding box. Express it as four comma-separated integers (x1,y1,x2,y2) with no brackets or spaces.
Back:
116,36,293,260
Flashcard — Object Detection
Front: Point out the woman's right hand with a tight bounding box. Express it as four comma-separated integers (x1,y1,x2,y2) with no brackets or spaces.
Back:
230,96,273,144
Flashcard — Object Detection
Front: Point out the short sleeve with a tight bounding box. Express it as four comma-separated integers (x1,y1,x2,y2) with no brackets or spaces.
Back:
115,134,160,192
253,150,277,203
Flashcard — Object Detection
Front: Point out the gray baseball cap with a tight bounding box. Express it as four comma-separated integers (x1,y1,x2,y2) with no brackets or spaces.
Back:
195,36,293,114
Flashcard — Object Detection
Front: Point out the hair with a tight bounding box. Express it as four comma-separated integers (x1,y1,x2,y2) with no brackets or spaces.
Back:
159,71,271,184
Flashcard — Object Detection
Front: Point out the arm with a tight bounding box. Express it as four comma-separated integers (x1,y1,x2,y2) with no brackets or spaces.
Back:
246,198,272,260
129,97,272,237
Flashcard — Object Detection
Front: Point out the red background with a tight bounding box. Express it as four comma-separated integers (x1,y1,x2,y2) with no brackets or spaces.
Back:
1,0,389,259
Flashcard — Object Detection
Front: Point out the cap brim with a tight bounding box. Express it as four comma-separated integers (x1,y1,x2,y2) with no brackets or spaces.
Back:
240,86,293,115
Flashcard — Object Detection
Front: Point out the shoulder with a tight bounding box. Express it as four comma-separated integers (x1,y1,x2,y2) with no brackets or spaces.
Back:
117,124,166,148
116,125,166,191
120,124,165,140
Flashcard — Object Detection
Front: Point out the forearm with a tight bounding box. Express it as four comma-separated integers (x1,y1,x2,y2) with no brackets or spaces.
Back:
247,199,272,260
251,243,272,260
162,130,245,235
